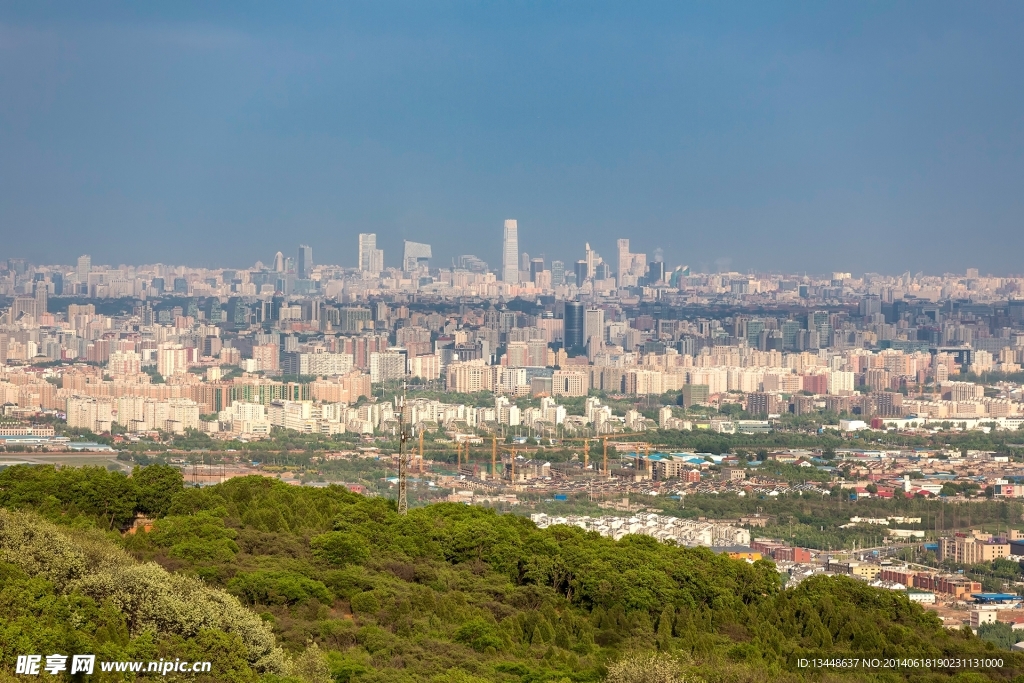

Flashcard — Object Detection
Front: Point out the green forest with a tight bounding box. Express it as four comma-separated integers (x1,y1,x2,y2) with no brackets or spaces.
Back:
0,465,1022,682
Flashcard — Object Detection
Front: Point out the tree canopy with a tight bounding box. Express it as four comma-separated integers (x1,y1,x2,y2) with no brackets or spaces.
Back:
0,465,1019,682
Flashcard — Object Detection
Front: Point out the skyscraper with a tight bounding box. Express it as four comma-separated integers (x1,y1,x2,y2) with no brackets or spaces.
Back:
564,301,585,350
502,219,519,284
359,234,384,273
297,245,313,279
584,308,605,349
359,233,375,270
34,281,47,317
273,251,285,272
402,241,432,271
617,239,631,280
574,260,588,285
551,260,565,286
530,258,544,282
75,255,91,295
77,255,91,282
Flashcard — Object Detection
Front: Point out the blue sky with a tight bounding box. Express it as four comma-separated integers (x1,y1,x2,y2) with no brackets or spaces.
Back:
2,2,1023,275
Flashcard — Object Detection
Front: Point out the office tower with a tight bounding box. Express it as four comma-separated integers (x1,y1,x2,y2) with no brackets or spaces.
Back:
809,311,831,347
502,219,519,284
551,260,565,286
297,245,313,279
563,301,585,350
584,308,605,348
359,233,375,270
359,233,384,273
745,319,765,347
585,243,599,281
76,255,91,288
7,259,27,276
530,258,544,282
457,255,488,273
859,296,882,316
682,384,710,408
34,281,47,317
647,261,665,283
617,239,631,280
273,251,285,272
51,272,63,296
781,320,801,350
574,260,588,285
402,241,432,271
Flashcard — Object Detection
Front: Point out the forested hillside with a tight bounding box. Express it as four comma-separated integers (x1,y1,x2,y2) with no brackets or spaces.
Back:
0,465,1020,682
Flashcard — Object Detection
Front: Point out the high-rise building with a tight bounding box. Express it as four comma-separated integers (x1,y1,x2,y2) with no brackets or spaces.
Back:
359,233,375,271
7,259,27,276
746,392,781,416
617,239,631,281
402,241,432,272
585,243,600,282
273,251,285,272
34,281,47,317
297,245,313,279
551,260,565,286
457,255,488,273
810,311,831,345
502,219,519,284
614,238,648,286
530,258,544,282
564,301,585,350
584,308,605,348
681,384,710,408
358,233,384,273
157,343,188,377
370,349,408,383
77,255,91,281
574,260,588,285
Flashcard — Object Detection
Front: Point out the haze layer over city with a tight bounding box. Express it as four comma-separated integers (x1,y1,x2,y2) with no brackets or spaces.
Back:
4,3,1024,682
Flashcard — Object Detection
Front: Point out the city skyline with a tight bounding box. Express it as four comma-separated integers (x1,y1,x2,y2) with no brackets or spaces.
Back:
3,3,1024,273
7,2,1024,675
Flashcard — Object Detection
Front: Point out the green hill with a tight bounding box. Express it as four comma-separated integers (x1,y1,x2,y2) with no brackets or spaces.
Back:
0,464,1020,682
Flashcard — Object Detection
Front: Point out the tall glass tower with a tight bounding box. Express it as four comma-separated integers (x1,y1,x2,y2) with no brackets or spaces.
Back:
502,219,519,284
564,301,585,350
298,244,313,279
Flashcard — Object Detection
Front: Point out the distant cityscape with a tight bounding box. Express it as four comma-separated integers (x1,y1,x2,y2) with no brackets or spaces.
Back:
2,221,1023,444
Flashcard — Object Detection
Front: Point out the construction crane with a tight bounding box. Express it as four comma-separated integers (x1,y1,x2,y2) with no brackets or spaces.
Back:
554,434,653,477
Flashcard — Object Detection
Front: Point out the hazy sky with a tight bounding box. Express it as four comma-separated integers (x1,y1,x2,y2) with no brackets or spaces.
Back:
2,2,1023,275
